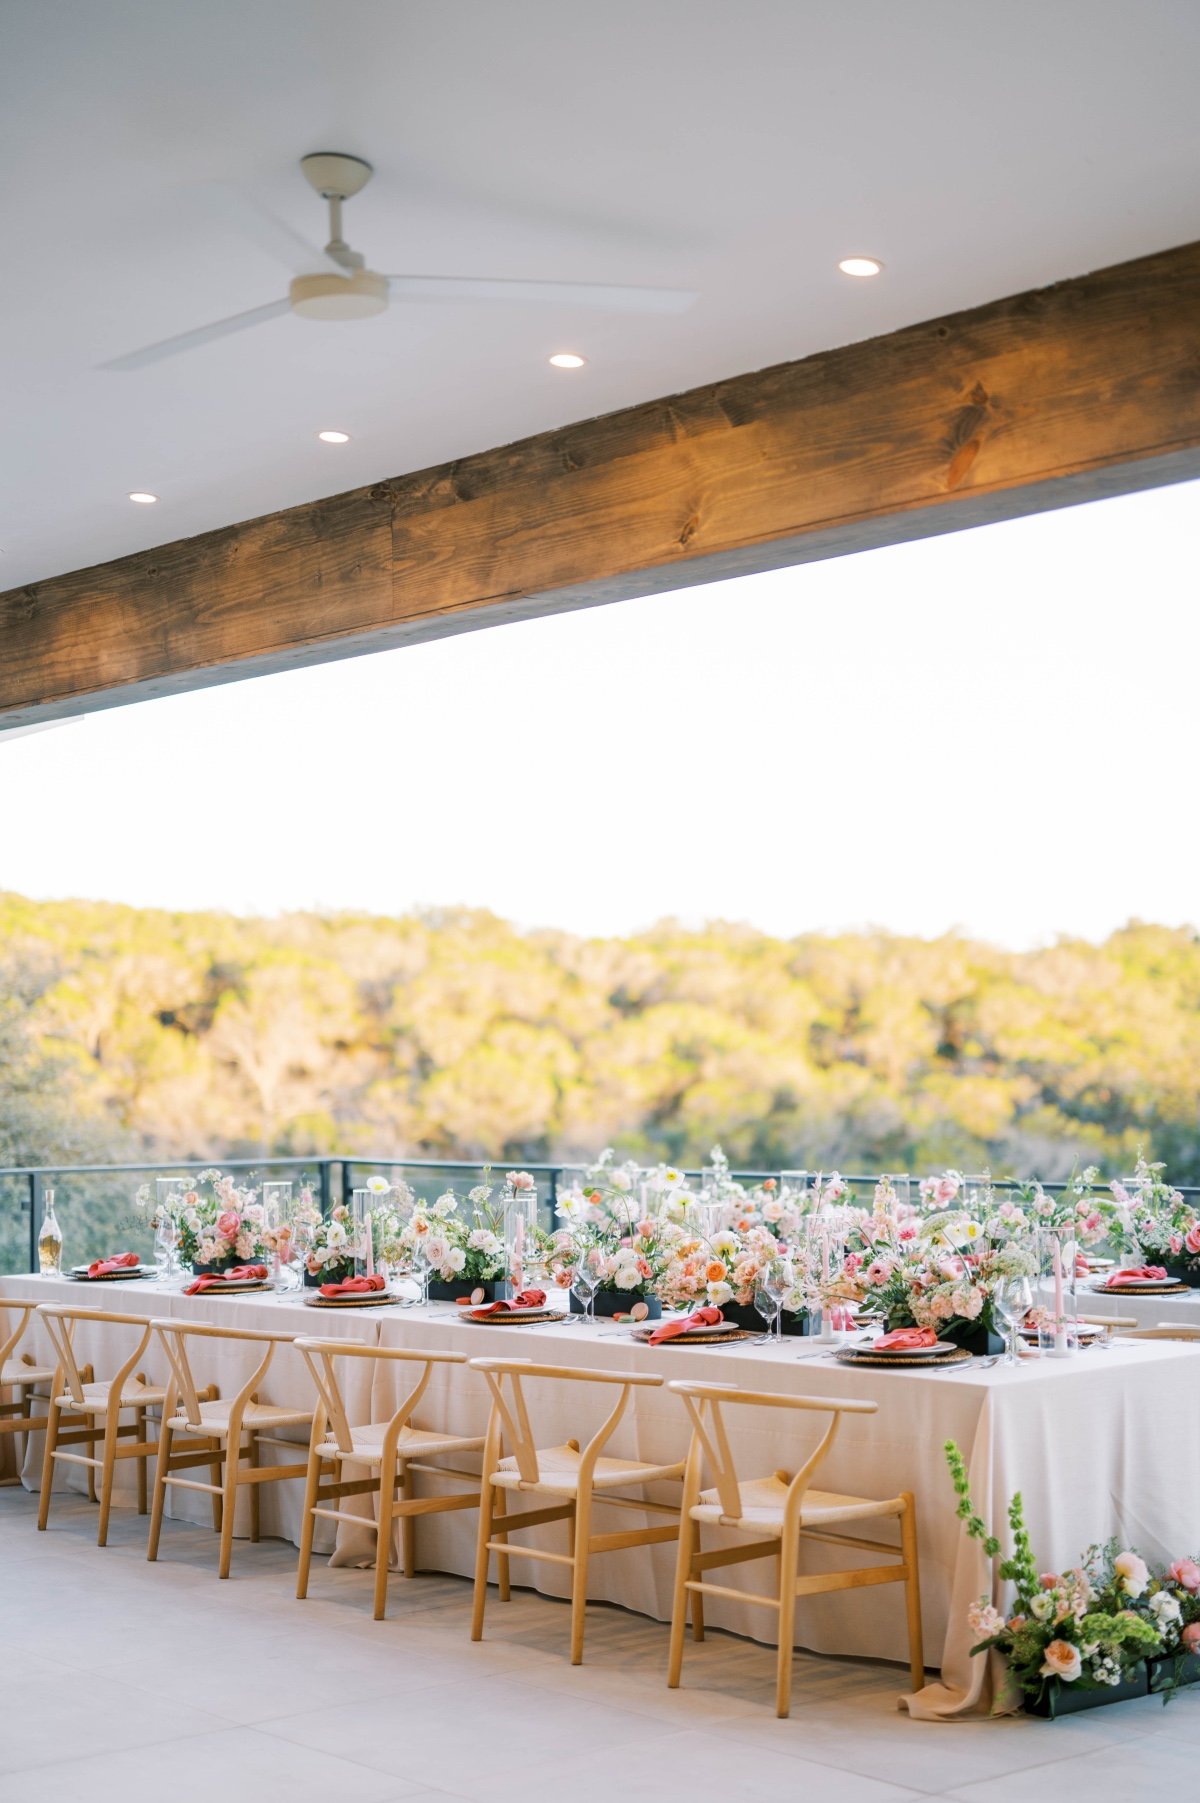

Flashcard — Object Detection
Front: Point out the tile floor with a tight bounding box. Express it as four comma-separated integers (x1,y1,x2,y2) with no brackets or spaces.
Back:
2,1486,1198,1802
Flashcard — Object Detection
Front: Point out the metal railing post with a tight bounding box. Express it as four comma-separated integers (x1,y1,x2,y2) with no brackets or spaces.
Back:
318,1159,332,1219
548,1166,560,1230
28,1172,40,1274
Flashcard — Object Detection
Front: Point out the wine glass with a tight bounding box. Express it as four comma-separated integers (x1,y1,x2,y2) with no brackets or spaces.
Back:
754,1254,792,1344
571,1248,600,1327
991,1275,1033,1367
153,1211,176,1283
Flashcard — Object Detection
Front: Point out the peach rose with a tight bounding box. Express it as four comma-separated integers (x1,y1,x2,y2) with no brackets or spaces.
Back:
1182,1622,1200,1654
216,1209,241,1239
705,1260,727,1283
1040,1639,1082,1682
1169,1558,1200,1592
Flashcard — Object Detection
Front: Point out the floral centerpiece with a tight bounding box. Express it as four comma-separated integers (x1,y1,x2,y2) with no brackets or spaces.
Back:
552,1172,673,1318
945,1442,1163,1715
137,1169,268,1274
290,1196,363,1286
837,1210,1036,1355
1112,1158,1200,1284
397,1182,513,1299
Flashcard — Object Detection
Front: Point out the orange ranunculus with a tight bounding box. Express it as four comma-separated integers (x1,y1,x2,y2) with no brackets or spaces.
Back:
705,1260,727,1283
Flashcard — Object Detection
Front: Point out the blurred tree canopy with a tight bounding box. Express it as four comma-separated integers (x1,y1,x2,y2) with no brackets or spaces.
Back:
1,891,1198,1181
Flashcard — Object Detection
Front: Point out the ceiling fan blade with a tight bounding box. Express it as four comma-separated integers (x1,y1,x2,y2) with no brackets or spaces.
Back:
384,274,697,314
99,298,292,371
193,181,349,280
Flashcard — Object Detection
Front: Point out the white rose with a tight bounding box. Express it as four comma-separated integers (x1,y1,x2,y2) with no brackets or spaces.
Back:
707,1280,733,1305
447,1247,466,1272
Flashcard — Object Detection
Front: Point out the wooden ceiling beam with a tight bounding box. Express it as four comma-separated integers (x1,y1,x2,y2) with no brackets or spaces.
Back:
4,239,1200,726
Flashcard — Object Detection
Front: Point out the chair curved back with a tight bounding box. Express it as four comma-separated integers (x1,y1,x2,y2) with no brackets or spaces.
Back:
150,1318,295,1427
37,1304,154,1407
468,1358,665,1486
667,1380,878,1524
1118,1323,1200,1341
0,1298,38,1373
293,1337,469,1456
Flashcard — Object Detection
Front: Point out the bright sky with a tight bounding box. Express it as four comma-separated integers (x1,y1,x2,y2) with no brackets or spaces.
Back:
3,477,1199,948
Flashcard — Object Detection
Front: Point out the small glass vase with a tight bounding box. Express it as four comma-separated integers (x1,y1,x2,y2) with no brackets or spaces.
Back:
502,1181,540,1296
262,1180,296,1288
350,1188,377,1279
1036,1225,1078,1358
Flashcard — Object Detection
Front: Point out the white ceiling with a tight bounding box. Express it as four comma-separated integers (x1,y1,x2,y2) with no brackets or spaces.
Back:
3,0,1199,591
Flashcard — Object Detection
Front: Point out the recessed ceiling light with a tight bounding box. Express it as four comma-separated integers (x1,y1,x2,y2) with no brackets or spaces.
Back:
549,352,587,369
838,256,883,278
317,430,351,444
128,491,158,504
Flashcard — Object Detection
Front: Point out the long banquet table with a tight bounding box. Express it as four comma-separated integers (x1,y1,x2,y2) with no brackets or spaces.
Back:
4,1270,1200,1720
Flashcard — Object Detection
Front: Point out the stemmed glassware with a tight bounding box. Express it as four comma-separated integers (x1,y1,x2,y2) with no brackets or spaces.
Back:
991,1274,1033,1367
153,1210,177,1283
754,1253,793,1344
155,1177,184,1279
570,1248,600,1327
262,1181,297,1289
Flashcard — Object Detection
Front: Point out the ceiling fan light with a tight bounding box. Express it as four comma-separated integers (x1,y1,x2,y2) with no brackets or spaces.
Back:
290,269,388,320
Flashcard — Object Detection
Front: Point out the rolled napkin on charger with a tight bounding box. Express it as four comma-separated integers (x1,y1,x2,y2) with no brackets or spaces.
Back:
319,1273,387,1299
183,1264,269,1296
647,1305,724,1346
86,1252,140,1278
1104,1266,1168,1287
873,1325,939,1352
465,1288,548,1315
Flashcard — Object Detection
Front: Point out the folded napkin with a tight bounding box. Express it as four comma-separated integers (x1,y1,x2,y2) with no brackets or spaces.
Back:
873,1325,939,1352
182,1264,268,1296
1075,1254,1091,1277
647,1305,723,1346
319,1273,387,1299
86,1252,140,1278
465,1288,548,1315
1105,1266,1168,1287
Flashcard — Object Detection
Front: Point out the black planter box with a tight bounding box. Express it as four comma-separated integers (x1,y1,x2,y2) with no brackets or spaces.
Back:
1025,1667,1149,1717
427,1278,503,1302
571,1289,662,1320
944,1321,1005,1357
1148,1652,1200,1694
304,1261,354,1289
192,1254,242,1277
1162,1261,1200,1289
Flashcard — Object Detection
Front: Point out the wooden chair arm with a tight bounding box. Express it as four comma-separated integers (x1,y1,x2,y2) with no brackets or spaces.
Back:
293,1336,468,1364
150,1317,301,1345
668,1380,877,1415
468,1358,664,1388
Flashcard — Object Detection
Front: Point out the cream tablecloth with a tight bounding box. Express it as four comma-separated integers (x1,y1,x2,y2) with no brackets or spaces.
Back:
4,1272,1199,1720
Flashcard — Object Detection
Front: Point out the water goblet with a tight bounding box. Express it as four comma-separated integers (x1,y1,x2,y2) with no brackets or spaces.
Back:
571,1251,600,1326
991,1276,1033,1367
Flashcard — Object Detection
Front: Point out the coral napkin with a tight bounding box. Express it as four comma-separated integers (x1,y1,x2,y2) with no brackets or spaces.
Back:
873,1326,939,1351
86,1252,140,1278
183,1264,269,1295
465,1288,548,1315
647,1305,724,1346
319,1274,387,1298
1105,1266,1168,1287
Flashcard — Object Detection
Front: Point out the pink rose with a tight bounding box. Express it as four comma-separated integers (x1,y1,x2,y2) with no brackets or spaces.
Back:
1169,1559,1200,1593
845,1252,863,1273
1183,1622,1200,1654
1185,1223,1200,1256
637,1218,655,1239
216,1209,241,1239
1040,1639,1082,1682
936,1176,960,1205
1170,1235,1184,1256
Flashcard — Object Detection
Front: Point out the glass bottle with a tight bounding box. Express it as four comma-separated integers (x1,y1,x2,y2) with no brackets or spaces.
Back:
38,1187,63,1275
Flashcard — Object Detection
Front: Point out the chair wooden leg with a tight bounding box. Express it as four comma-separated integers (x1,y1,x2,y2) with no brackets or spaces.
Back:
85,1422,99,1504
690,1523,705,1642
667,1506,697,1688
247,1433,261,1544
36,1400,61,1531
397,1458,416,1581
899,1493,924,1691
295,1448,323,1601
569,1492,591,1667
96,1409,122,1547
775,1531,800,1720
147,1423,172,1562
209,1452,223,1532
493,1483,510,1602
135,1407,149,1515
471,1478,496,1642
217,1447,238,1579
375,1456,396,1621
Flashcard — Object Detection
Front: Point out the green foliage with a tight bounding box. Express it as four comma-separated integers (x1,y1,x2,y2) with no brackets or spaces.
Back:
2,893,1199,1182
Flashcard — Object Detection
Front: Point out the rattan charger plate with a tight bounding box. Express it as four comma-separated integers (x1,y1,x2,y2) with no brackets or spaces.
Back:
631,1326,756,1346
834,1344,973,1369
303,1290,402,1308
1093,1281,1191,1297
459,1308,561,1325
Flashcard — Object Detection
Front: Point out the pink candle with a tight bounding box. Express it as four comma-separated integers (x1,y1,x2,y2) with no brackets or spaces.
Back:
365,1211,374,1279
1052,1234,1063,1321
513,1214,524,1290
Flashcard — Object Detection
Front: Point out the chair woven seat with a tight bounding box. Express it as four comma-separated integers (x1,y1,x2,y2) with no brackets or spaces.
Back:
494,1441,684,1495
692,1475,906,1533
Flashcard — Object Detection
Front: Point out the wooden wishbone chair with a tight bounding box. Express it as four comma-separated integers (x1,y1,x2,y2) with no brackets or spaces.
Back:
666,1381,923,1718
0,1298,57,1483
294,1337,486,1620
36,1304,171,1545
469,1358,686,1666
148,1318,311,1579
1116,1323,1200,1340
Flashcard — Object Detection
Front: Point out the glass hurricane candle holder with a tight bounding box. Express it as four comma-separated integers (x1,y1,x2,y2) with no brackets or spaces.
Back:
351,1188,377,1279
502,1176,540,1295
1036,1225,1077,1358
262,1181,296,1288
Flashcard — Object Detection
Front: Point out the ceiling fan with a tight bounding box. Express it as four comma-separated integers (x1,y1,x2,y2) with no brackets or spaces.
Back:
102,152,698,371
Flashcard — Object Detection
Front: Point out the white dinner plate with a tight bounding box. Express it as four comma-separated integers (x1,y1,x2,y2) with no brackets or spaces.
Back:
1099,1276,1179,1291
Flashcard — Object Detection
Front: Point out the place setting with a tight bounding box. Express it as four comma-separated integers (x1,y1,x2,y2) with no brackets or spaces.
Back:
67,1252,156,1283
